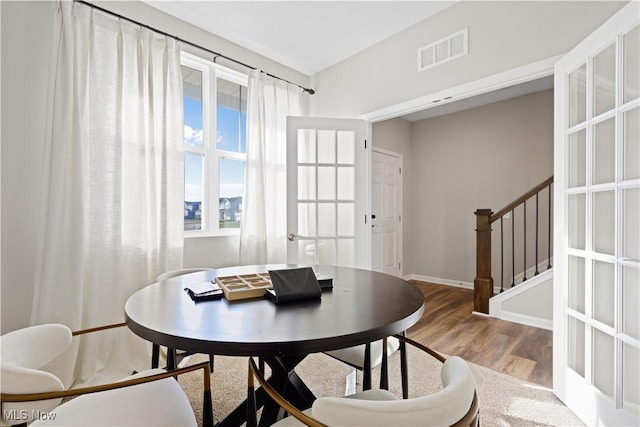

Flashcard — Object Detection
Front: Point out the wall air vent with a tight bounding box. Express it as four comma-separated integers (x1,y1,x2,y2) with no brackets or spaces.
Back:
418,28,468,72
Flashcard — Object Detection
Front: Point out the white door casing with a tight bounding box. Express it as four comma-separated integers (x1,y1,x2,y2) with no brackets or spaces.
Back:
553,3,639,426
371,148,403,277
286,117,370,269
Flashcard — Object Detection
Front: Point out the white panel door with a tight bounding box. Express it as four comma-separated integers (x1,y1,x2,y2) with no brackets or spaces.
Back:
554,3,639,425
371,149,402,276
286,117,369,269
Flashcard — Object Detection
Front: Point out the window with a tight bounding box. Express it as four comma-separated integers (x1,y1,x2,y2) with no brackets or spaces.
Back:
182,52,247,234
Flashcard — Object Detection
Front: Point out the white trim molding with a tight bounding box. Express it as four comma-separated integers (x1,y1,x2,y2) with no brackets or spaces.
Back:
404,274,473,289
361,54,564,123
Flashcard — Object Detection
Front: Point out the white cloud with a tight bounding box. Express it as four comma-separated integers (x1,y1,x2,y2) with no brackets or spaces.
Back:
185,183,202,202
220,183,244,198
185,183,243,201
184,125,203,147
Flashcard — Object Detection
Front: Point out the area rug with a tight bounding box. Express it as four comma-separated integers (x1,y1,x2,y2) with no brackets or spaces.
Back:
179,347,584,426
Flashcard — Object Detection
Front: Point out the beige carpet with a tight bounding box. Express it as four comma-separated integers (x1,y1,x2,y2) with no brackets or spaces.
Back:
179,347,584,426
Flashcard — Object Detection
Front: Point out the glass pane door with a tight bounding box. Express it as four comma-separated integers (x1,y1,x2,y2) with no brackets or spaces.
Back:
555,5,639,424
286,117,368,268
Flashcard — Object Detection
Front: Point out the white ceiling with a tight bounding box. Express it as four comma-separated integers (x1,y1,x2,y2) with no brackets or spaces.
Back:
143,1,458,76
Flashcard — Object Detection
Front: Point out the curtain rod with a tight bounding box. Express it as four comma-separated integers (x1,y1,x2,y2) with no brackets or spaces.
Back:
74,0,315,95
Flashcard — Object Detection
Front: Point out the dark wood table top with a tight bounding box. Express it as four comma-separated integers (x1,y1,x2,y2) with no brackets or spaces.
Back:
125,264,425,357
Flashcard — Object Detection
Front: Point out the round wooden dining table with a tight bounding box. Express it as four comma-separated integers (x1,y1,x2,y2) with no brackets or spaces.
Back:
125,264,425,426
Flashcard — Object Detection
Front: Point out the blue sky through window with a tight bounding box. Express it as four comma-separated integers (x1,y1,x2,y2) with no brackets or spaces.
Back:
184,97,203,202
216,106,246,198
183,98,246,202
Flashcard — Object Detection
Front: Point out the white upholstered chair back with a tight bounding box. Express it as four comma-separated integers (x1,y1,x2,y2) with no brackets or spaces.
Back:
248,340,479,427
0,324,72,426
1,323,203,427
310,356,476,426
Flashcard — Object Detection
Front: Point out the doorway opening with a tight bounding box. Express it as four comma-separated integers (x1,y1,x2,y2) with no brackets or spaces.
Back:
367,57,555,283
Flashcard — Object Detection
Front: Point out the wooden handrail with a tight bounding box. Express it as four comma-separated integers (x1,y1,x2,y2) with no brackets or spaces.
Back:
474,176,554,314
490,176,553,223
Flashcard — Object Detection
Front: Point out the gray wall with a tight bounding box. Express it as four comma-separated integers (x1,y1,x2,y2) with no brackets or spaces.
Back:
1,1,54,335
393,89,554,284
310,1,626,118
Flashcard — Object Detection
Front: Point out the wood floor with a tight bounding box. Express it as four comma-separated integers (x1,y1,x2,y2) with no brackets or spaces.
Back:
406,281,553,388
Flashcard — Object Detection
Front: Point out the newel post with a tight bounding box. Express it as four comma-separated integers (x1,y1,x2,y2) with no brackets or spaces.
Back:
474,209,493,314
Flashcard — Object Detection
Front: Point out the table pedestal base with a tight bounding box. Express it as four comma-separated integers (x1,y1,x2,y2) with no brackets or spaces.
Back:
218,355,315,427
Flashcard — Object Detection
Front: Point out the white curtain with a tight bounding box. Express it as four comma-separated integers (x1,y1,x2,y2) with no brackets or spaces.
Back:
239,70,304,264
31,2,184,386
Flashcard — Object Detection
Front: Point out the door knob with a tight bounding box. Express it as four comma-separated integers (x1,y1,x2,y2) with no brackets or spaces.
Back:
288,233,300,241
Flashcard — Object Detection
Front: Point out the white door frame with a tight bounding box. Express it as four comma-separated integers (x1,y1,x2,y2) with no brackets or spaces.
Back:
357,55,564,277
361,54,562,123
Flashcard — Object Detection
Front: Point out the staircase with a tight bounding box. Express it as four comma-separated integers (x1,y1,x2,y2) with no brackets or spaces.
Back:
473,176,554,326
488,268,553,330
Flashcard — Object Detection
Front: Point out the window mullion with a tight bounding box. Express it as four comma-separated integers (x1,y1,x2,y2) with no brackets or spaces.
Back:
181,51,247,236
208,65,219,232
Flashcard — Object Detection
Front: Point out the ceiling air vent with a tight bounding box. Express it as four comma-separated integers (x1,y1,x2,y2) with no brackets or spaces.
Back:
418,28,468,72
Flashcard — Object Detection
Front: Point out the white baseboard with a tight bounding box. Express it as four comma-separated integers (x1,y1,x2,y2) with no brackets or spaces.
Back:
403,274,473,290
499,311,553,331
472,311,490,317
404,274,506,294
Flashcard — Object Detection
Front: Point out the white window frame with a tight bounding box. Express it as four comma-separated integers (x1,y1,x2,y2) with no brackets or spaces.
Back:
181,51,248,237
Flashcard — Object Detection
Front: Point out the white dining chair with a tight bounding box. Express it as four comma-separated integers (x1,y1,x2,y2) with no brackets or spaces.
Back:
324,337,402,395
247,335,479,427
0,323,213,427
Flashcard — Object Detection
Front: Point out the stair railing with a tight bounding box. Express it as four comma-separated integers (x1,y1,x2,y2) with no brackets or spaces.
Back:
474,176,553,314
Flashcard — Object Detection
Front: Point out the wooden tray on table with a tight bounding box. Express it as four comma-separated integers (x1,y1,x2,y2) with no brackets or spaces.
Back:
214,273,272,301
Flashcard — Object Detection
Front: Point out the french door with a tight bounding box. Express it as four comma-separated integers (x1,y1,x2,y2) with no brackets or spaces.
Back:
286,117,369,269
554,2,639,425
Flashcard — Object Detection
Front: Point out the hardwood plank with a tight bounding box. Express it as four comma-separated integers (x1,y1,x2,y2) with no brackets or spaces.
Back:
407,281,553,388
503,354,537,381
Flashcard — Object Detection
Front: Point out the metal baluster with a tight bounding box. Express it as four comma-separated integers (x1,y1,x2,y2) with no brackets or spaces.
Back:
523,201,527,282
511,209,515,288
535,193,540,275
500,217,504,293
